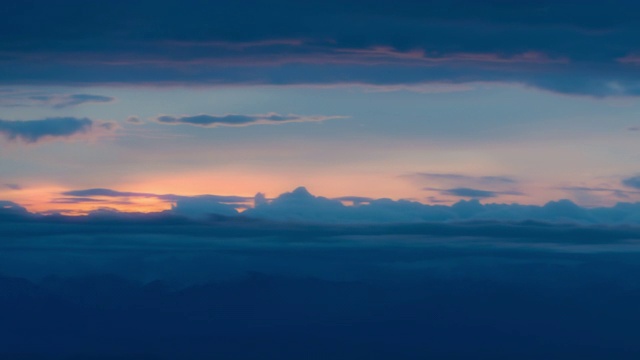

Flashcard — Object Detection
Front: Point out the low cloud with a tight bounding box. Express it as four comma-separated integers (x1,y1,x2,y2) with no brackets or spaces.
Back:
20,186,640,224
61,188,251,217
406,172,522,200
623,175,640,189
153,113,345,128
0,117,93,143
62,188,250,204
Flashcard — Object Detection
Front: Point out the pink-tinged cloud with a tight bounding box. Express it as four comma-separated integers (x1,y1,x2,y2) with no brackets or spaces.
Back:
618,54,640,64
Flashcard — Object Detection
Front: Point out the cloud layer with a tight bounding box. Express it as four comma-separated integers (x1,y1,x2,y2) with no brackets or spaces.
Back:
3,1,640,95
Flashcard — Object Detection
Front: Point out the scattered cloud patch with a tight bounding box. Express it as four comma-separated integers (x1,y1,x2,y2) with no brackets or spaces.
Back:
623,176,640,189
126,116,143,124
0,117,93,143
153,113,345,128
3,183,21,190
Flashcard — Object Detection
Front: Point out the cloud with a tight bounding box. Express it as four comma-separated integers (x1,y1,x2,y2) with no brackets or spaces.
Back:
3,208,640,359
31,186,640,224
623,176,640,189
559,186,640,202
125,116,143,124
3,183,21,190
50,197,115,204
27,93,114,108
408,172,517,185
0,200,29,216
171,196,239,219
4,1,640,96
153,113,344,128
60,188,251,217
407,172,523,200
333,196,374,205
0,117,94,143
439,187,501,198
0,91,114,108
62,188,250,204
63,188,159,198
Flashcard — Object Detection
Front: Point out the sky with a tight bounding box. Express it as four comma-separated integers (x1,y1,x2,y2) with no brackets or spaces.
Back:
6,3,640,359
3,0,640,215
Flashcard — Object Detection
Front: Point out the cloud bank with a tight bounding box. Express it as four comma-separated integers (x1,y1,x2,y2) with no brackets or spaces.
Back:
3,1,640,96
4,187,640,358
33,186,640,224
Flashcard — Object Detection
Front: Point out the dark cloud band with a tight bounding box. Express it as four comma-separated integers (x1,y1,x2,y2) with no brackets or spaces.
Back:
3,1,640,96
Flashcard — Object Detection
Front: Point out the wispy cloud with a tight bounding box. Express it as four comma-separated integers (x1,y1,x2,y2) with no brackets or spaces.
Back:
0,91,114,108
28,94,114,109
407,172,517,185
62,188,250,204
153,113,345,128
423,187,524,199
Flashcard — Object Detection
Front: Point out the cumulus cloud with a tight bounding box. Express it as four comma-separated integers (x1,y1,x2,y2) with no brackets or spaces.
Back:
171,196,239,219
0,200,29,216
153,113,344,128
24,186,640,224
0,117,93,143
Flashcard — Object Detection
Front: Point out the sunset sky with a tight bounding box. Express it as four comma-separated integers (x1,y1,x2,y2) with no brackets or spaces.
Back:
3,0,640,214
